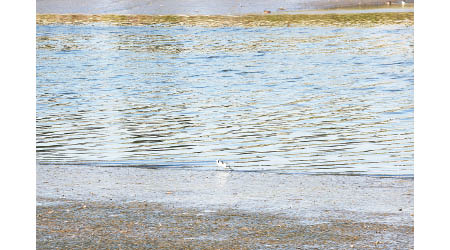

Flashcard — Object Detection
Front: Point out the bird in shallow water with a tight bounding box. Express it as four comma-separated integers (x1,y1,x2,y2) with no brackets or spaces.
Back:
216,160,232,170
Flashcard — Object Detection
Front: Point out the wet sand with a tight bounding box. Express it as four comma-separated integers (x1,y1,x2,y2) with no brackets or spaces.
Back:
37,165,413,249
37,197,413,249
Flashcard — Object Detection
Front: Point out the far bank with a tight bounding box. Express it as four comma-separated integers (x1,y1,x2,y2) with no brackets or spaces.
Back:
37,0,413,15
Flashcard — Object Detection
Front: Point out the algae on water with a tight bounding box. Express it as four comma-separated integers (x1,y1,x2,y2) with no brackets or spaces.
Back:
36,12,413,27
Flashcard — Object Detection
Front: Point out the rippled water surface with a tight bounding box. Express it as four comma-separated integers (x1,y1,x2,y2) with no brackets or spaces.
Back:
36,19,413,175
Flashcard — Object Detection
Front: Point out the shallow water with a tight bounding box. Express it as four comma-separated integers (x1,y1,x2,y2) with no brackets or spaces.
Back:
36,17,413,175
37,164,414,225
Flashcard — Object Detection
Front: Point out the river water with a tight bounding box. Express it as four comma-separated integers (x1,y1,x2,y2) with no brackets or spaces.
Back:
36,15,413,175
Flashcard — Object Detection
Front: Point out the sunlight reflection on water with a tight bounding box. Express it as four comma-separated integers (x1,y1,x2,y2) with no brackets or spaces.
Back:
36,20,413,175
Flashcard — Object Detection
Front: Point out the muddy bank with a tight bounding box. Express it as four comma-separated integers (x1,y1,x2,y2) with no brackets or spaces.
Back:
37,197,413,249
37,0,413,15
37,164,413,248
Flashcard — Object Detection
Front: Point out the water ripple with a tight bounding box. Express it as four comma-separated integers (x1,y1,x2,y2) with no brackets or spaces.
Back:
37,22,413,175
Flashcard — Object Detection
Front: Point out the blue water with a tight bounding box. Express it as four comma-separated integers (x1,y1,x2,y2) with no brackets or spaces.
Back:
36,23,413,175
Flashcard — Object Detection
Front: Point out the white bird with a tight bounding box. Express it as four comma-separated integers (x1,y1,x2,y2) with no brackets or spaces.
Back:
401,0,406,7
216,160,232,170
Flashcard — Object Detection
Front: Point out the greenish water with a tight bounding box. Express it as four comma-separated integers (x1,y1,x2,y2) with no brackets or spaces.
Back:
37,12,413,27
36,14,413,175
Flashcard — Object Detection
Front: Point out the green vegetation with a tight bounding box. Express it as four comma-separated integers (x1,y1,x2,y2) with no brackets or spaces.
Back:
36,12,413,27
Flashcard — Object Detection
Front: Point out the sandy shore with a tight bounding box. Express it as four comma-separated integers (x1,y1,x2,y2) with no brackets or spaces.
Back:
37,197,413,249
37,164,413,249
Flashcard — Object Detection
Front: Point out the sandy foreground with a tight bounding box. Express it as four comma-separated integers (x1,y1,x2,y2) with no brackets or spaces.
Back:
37,164,413,249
